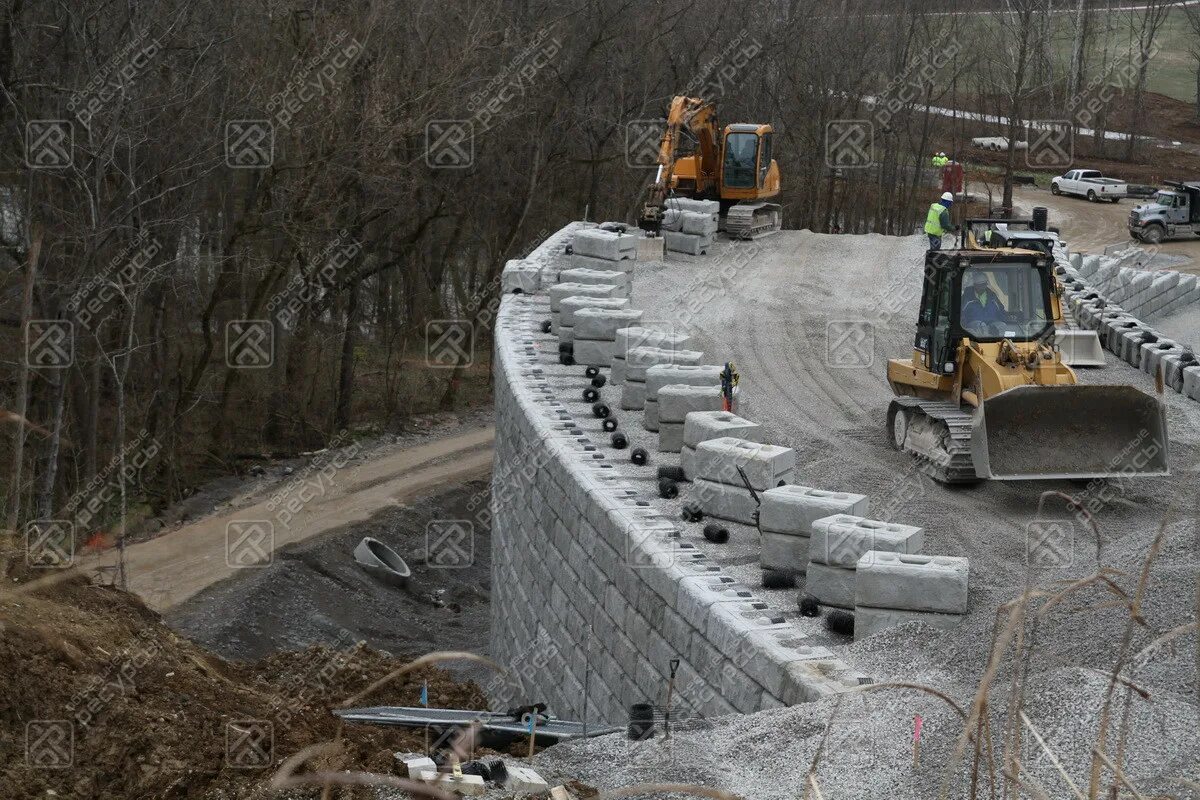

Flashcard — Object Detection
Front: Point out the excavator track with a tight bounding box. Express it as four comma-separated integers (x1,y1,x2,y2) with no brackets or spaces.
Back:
725,202,782,240
887,397,980,485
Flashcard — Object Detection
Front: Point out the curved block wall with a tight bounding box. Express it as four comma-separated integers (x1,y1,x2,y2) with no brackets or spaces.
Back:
489,224,866,725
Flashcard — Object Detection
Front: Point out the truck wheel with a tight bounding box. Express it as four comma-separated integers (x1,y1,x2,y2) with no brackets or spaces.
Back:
1050,183,1061,196
1142,224,1164,245
1110,197,1120,204
1087,190,1097,202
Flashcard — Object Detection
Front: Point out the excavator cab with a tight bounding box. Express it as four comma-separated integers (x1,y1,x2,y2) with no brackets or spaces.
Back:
888,249,1168,483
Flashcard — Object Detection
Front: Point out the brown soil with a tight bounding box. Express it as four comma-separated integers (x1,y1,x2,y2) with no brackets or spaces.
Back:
0,544,492,800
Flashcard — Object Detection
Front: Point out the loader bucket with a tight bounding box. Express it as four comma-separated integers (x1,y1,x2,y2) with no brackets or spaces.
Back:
1054,328,1106,367
971,385,1168,480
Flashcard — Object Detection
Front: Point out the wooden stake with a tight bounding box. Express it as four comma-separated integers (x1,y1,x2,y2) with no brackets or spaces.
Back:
527,714,538,761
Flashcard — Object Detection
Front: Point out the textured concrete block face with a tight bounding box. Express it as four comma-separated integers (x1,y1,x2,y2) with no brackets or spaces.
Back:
646,364,724,398
615,327,692,356
1184,366,1200,400
664,230,714,255
643,397,661,431
760,486,869,536
853,605,963,641
557,267,631,294
611,356,628,384
625,347,704,381
680,445,696,480
572,228,637,261
559,323,574,343
559,295,630,327
658,422,685,453
574,307,645,342
548,282,618,312
693,477,759,525
809,515,924,567
658,384,734,424
573,338,616,367
665,197,720,216
761,530,810,574
804,562,856,608
694,437,797,491
855,551,969,614
571,253,635,274
683,411,762,448
620,380,648,410
501,258,542,294
637,236,665,262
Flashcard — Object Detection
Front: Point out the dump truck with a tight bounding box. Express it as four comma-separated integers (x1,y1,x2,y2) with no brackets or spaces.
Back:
886,249,1168,483
1127,181,1200,244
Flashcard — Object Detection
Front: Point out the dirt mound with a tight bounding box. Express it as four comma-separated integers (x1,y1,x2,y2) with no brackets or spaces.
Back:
0,543,489,799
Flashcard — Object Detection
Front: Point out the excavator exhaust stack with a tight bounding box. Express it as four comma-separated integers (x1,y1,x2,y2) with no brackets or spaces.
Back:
970,385,1168,480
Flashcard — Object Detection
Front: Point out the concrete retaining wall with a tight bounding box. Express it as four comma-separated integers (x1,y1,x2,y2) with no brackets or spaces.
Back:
489,224,867,726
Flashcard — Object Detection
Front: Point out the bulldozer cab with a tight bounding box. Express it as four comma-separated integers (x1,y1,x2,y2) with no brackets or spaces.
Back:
916,250,1055,373
720,124,775,193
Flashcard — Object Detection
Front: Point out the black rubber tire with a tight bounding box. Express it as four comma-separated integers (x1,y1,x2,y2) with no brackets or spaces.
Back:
559,342,573,353
703,524,729,544
658,478,679,499
798,595,821,617
1050,183,1061,196
762,570,796,589
540,320,551,333
592,402,610,418
630,447,649,466
602,418,618,432
560,353,575,366
680,503,703,523
628,703,655,741
487,759,507,784
582,387,599,403
591,375,607,388
825,609,855,636
585,366,600,378
611,432,628,450
1087,190,1097,202
657,466,687,482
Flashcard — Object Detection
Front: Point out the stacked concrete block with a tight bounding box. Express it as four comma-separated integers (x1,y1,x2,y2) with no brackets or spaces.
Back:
665,197,720,216
637,235,665,263
558,295,629,344
621,348,704,410
612,327,692,384
664,229,715,256
573,307,644,367
1162,350,1199,392
1159,273,1199,316
663,208,720,237
1139,338,1183,378
557,267,630,298
693,438,796,525
570,252,636,274
1184,366,1200,401
806,515,923,608
501,258,542,294
547,283,618,334
681,411,762,480
759,486,868,577
571,228,637,262
656,385,738,452
853,551,968,640
644,364,724,431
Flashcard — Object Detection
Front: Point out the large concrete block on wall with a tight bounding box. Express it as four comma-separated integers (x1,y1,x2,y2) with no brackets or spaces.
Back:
664,230,715,256
761,530,810,575
501,258,542,294
572,228,637,261
804,561,856,608
1183,365,1200,400
693,478,759,525
574,307,644,343
760,486,868,536
615,327,693,357
557,268,630,296
570,253,636,274
559,295,630,327
658,384,735,424
694,437,796,491
683,411,761,448
573,338,616,367
644,363,720,397
809,515,924,568
548,282,619,312
855,551,969,614
626,347,704,382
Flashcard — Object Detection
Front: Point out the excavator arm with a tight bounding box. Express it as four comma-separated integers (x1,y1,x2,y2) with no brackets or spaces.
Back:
639,96,720,233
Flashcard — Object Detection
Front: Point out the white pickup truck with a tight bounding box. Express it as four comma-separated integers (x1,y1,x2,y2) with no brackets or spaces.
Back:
1050,169,1127,203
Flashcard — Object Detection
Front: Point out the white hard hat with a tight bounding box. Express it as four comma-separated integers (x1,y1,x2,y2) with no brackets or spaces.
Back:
939,151,945,156
941,191,954,202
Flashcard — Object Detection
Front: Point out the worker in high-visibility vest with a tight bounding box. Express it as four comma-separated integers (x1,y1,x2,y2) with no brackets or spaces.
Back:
931,152,949,168
924,192,958,251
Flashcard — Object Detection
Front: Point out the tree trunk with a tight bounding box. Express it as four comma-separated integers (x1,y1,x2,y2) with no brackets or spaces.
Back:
335,281,360,433
7,224,41,531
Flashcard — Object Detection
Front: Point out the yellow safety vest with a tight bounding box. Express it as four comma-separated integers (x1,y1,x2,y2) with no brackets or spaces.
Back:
924,202,945,236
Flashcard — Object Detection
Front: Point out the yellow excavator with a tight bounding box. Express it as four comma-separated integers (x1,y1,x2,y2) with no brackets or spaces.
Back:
886,248,1168,483
638,95,782,239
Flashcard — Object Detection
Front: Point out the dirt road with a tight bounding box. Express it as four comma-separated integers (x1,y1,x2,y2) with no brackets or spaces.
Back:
85,425,495,611
1010,184,1200,273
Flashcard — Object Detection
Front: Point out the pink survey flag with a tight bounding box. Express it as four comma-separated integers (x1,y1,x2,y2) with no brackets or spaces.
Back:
913,714,924,742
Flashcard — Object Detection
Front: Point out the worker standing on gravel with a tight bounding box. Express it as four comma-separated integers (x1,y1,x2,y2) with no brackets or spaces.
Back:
925,191,958,251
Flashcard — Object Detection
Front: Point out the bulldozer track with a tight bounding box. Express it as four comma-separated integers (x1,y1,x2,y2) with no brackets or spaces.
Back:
888,397,980,485
725,202,782,240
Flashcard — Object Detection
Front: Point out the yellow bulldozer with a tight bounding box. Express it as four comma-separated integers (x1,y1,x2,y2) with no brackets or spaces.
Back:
638,95,782,239
886,248,1168,483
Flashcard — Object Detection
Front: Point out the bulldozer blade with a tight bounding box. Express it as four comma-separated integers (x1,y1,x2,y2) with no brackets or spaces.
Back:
1054,328,1106,367
971,384,1168,480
